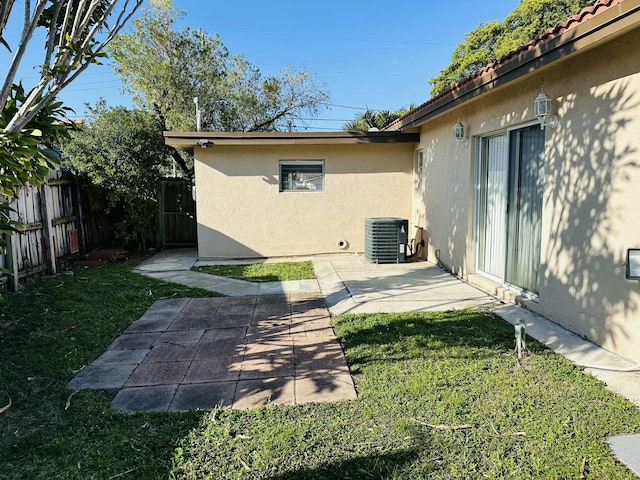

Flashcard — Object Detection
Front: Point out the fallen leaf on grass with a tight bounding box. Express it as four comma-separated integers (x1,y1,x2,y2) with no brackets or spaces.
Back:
0,398,11,414
580,457,589,479
65,390,77,410
489,419,526,438
238,457,251,471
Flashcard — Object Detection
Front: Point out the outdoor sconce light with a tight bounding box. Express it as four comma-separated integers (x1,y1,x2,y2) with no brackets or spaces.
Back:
534,87,558,130
453,120,465,146
197,139,213,148
626,249,640,280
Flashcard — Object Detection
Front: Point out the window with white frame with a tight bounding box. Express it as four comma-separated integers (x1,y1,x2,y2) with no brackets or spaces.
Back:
279,160,324,192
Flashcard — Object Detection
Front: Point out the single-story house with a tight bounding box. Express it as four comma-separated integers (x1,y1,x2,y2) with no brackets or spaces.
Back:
165,0,640,363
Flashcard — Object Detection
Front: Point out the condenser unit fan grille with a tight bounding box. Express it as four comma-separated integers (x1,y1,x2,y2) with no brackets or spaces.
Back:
364,217,408,264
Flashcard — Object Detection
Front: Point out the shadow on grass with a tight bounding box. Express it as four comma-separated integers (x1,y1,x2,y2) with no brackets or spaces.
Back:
1,388,204,478
266,447,429,480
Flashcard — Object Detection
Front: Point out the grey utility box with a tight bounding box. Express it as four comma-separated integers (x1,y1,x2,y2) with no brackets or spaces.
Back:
364,217,409,264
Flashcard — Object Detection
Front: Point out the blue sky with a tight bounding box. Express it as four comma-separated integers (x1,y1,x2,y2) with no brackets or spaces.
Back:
4,0,521,131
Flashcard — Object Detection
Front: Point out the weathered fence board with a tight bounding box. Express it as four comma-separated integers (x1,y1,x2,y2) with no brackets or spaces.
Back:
2,173,195,290
1,169,84,290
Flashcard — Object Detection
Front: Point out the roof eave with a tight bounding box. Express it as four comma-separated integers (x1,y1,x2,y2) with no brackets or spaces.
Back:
388,0,640,131
163,131,420,149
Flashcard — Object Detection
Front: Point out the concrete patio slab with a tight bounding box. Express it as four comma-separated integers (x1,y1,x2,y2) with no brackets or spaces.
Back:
313,255,498,315
607,434,640,476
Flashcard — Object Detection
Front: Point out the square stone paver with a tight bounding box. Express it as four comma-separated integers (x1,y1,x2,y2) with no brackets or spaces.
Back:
125,361,190,387
221,296,257,314
124,312,175,333
68,364,137,390
147,297,190,312
295,372,357,404
169,382,236,411
92,349,150,366
112,385,177,412
295,344,351,376
210,314,252,328
108,332,162,350
233,377,295,409
143,343,199,363
195,339,245,359
157,329,204,344
184,358,243,383
182,297,224,315
170,314,215,330
240,357,295,380
256,294,289,305
200,327,247,341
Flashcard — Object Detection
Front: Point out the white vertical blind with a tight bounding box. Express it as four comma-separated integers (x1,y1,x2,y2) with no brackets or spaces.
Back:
506,126,544,293
478,133,509,279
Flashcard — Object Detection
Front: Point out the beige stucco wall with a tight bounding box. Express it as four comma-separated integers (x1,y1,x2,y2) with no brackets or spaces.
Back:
413,27,640,361
195,143,413,258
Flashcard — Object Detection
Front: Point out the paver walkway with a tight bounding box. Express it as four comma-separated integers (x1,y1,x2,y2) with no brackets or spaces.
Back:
69,293,355,411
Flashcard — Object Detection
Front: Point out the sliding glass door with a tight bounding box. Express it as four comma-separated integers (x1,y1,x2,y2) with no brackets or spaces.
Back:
477,133,509,281
476,125,544,294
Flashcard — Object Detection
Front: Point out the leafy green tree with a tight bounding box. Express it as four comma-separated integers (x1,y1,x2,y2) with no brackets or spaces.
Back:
109,0,329,159
61,101,172,251
343,106,416,132
429,0,594,96
0,1,142,266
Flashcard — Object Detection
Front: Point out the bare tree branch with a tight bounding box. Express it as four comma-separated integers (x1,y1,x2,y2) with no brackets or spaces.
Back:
0,0,48,112
1,0,143,132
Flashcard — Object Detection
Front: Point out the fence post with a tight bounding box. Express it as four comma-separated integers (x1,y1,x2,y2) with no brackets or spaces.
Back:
5,198,20,291
72,175,86,254
39,183,57,275
5,232,20,291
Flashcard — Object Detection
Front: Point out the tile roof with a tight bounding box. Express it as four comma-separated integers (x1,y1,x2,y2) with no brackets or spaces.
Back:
385,0,628,131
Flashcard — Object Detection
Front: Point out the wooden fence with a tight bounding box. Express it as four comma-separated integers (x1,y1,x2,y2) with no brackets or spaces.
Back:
1,174,194,291
1,169,86,290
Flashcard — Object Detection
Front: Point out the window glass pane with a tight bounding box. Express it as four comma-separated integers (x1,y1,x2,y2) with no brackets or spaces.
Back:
280,161,324,191
505,125,544,293
477,134,509,279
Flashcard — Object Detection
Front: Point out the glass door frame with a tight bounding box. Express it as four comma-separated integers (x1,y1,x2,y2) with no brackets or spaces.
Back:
473,120,543,291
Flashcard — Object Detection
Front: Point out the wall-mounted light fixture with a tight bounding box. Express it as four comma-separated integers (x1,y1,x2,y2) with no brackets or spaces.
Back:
197,139,213,148
453,119,465,146
626,249,640,280
534,87,558,130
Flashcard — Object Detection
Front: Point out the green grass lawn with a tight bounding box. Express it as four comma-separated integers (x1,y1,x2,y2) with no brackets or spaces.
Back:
192,260,315,282
1,261,639,479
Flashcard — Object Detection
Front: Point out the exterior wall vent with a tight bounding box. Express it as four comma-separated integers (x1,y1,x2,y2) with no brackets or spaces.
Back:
364,217,409,264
